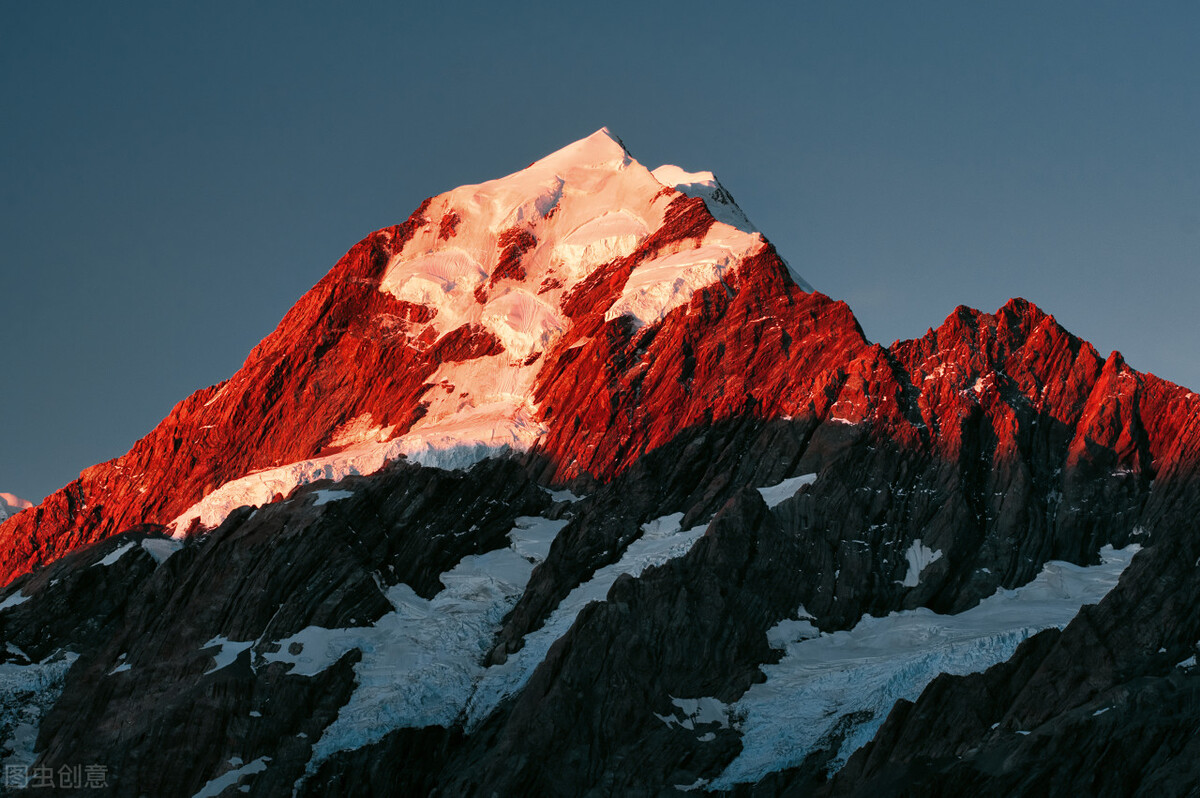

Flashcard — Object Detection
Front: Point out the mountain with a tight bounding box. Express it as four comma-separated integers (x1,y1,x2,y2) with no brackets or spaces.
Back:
2,130,1200,796
0,495,31,523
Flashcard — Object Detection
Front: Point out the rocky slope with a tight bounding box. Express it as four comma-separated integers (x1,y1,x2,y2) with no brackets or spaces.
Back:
2,131,1200,796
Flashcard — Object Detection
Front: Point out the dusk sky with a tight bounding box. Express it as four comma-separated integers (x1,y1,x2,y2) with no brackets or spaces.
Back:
4,2,1199,502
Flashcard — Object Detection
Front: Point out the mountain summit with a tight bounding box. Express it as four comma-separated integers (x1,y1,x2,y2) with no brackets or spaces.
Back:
2,131,1200,797
0,127,849,581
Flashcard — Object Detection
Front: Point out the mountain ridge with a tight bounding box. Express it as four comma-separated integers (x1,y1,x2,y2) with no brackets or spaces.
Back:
3,130,1200,796
1,126,1197,584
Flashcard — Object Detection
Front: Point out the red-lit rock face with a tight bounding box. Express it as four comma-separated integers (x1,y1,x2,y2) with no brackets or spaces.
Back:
2,130,1198,588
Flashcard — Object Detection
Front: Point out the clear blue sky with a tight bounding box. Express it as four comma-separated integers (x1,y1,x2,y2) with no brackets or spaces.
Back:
3,2,1199,502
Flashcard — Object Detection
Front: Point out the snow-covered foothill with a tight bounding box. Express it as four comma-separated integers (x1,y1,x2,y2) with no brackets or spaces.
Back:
709,544,1141,787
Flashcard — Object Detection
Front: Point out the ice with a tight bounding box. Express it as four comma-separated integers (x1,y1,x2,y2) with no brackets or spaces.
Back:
263,512,571,782
655,697,731,730
0,652,78,773
555,210,648,279
606,241,747,328
757,474,817,508
651,164,757,234
479,289,564,359
766,617,819,649
191,756,270,798
312,489,354,507
91,540,137,568
675,778,710,792
898,539,943,587
709,544,1140,787
0,590,30,613
546,488,581,503
465,512,702,727
508,516,570,564
141,537,183,564
379,248,488,339
202,637,255,675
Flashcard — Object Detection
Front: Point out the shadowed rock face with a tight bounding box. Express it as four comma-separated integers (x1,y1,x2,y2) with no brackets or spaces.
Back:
0,399,1189,797
4,133,1200,796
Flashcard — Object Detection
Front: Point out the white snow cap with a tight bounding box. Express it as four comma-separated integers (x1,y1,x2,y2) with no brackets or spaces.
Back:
171,129,813,533
0,493,32,522
650,164,757,233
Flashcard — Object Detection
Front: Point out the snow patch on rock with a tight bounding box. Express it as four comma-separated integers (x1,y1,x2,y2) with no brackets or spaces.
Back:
654,696,732,731
651,164,756,234
202,637,255,675
91,540,138,568
898,539,943,587
710,544,1140,787
191,756,271,798
508,516,570,564
465,512,702,728
141,537,183,564
757,474,817,508
606,239,751,328
0,590,31,613
268,512,571,783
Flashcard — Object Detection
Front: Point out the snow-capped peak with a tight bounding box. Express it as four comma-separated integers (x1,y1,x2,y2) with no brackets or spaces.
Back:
526,126,632,175
376,127,781,450
168,129,812,534
0,493,32,522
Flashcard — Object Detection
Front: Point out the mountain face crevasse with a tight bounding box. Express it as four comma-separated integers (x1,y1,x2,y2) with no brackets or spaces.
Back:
2,130,1200,797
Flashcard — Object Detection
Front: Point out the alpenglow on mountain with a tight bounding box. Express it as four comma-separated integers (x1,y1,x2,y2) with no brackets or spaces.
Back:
2,130,1200,797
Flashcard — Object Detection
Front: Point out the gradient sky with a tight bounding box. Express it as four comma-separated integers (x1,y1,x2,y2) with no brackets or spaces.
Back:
3,2,1199,502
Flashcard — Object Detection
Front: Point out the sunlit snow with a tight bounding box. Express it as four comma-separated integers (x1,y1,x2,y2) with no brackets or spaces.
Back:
0,493,31,522
168,129,810,535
